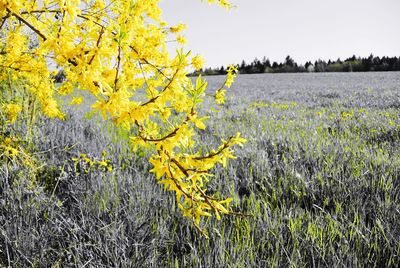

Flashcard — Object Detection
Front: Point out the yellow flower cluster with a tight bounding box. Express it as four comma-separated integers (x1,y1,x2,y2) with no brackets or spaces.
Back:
69,96,83,106
170,23,187,33
191,55,205,70
176,35,187,45
212,64,237,105
1,137,19,158
225,64,238,88
215,89,226,105
207,0,233,9
72,153,113,173
249,101,297,110
4,103,22,123
0,135,36,171
0,0,241,231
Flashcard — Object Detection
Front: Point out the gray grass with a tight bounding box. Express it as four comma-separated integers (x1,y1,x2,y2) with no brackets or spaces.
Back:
1,72,400,267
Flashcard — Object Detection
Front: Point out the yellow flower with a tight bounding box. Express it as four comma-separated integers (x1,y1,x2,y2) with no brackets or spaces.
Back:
4,103,22,123
42,99,61,118
3,137,13,146
6,146,19,157
58,83,74,95
69,96,83,105
225,64,237,88
191,55,205,70
176,35,187,45
215,89,226,105
170,23,186,33
97,160,108,167
208,0,232,9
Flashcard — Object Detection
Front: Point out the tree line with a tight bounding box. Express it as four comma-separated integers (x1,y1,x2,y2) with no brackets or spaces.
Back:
191,54,400,76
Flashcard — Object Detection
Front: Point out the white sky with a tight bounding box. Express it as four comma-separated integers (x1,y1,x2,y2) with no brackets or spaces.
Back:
160,0,400,68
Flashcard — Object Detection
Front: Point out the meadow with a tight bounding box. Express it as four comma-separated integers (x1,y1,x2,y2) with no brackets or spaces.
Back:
1,72,400,267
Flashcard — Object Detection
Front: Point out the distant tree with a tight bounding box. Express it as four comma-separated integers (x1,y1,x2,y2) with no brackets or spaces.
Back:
297,65,307,72
262,56,271,69
349,55,357,62
363,54,374,71
285,55,295,67
239,60,247,72
326,62,344,72
251,58,264,73
394,57,400,71
314,60,327,72
218,65,226,75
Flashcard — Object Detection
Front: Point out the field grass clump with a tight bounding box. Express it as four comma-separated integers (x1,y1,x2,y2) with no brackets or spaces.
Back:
1,73,400,267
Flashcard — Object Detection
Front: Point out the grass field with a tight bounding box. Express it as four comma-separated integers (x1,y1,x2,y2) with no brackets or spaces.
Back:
1,73,400,267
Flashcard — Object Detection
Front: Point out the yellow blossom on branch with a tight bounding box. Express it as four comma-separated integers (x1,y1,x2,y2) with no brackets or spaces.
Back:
225,64,238,88
170,23,187,33
69,96,83,106
4,103,22,123
191,55,205,70
215,89,226,105
176,35,187,45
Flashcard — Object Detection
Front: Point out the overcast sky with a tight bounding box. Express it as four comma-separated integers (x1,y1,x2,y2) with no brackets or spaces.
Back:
160,0,400,68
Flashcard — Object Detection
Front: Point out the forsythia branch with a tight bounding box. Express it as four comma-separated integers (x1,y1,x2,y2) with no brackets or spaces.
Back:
0,0,244,236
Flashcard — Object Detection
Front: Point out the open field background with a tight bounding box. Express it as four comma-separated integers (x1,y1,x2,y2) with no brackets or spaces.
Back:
1,72,400,267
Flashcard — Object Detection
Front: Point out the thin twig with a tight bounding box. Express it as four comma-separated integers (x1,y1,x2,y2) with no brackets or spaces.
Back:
7,8,47,40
